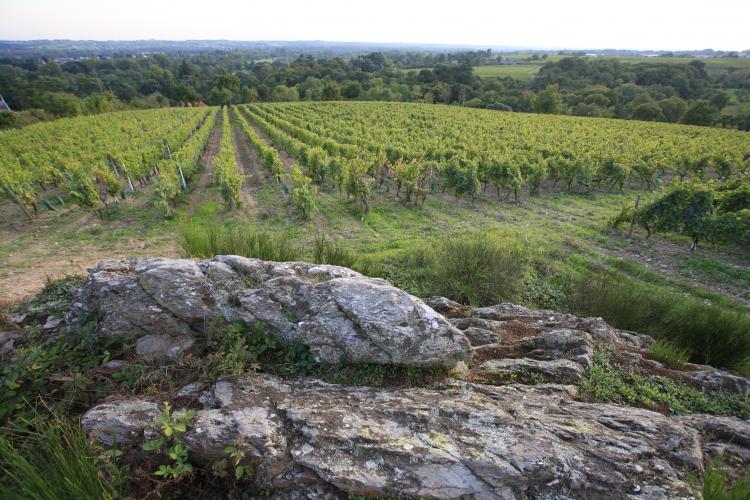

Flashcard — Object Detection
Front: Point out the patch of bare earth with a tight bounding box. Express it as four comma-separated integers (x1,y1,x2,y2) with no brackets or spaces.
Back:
188,110,224,215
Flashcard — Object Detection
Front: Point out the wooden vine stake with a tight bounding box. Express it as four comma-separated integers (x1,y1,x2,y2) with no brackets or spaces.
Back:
3,183,33,220
628,195,641,238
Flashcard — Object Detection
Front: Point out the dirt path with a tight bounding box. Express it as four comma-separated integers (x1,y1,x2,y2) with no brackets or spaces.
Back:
187,111,224,216
0,192,178,306
228,109,264,209
237,108,295,175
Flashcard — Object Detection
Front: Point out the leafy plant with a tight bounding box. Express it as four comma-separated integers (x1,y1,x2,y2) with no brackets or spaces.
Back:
143,402,197,480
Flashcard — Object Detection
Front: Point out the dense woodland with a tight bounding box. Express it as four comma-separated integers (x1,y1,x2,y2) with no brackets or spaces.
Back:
1,49,749,130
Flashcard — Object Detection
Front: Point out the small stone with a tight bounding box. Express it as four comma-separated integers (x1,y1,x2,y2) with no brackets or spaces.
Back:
43,316,63,330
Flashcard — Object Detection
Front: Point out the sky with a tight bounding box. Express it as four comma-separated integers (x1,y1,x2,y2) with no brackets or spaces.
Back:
2,0,748,51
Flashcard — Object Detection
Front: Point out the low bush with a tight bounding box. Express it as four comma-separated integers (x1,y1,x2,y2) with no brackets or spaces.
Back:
402,230,533,305
180,221,299,261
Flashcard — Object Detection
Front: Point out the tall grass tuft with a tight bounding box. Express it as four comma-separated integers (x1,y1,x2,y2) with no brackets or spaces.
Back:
404,230,532,305
180,221,299,262
0,415,121,499
650,339,691,369
563,266,750,373
702,458,750,500
311,235,378,276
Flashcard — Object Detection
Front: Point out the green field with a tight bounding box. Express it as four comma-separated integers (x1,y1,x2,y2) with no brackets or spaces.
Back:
473,63,543,81
472,54,750,81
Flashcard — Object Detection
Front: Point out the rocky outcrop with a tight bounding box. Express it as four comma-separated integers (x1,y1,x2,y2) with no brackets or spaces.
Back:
74,259,750,498
83,373,750,499
76,257,470,367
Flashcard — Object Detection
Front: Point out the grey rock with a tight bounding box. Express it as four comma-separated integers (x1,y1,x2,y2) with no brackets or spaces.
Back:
78,257,470,367
527,329,594,366
100,359,128,372
82,399,160,446
450,317,504,345
6,312,27,324
43,316,63,330
685,368,750,396
472,357,585,383
135,334,195,361
83,374,714,499
424,296,466,317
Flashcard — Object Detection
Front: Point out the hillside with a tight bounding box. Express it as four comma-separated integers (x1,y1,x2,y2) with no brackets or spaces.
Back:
1,98,750,498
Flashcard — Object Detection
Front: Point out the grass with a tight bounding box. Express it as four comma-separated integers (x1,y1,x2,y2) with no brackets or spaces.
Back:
561,266,750,373
180,218,299,261
703,459,750,500
393,229,534,305
0,414,122,500
311,234,379,276
650,339,691,369
473,64,542,81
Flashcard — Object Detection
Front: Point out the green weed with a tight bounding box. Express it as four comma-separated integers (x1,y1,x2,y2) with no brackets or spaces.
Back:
649,339,691,369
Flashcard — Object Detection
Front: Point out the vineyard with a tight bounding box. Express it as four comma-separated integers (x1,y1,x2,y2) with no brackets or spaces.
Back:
0,107,216,218
1,102,749,308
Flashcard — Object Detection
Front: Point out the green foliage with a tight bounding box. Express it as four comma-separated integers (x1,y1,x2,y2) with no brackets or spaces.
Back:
204,319,318,379
143,402,197,480
402,230,532,305
650,339,691,369
580,351,750,418
0,414,122,499
180,220,299,261
703,458,750,500
562,266,750,372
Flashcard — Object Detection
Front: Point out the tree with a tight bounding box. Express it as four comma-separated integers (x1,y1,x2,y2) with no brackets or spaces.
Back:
212,72,241,106
632,101,664,121
658,96,688,123
341,81,362,99
533,85,563,114
321,80,340,101
682,99,719,126
39,92,82,117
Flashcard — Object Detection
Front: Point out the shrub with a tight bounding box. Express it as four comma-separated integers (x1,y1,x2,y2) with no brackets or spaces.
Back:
180,221,298,261
405,230,532,305
650,339,691,369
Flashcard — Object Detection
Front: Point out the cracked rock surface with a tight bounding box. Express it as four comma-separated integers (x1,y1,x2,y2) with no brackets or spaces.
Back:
82,373,750,499
76,257,470,367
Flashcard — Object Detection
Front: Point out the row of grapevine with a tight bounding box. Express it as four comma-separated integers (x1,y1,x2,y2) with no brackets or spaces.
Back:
0,107,212,217
241,105,376,211
155,108,219,215
212,107,244,210
613,177,750,249
233,108,285,183
264,102,750,199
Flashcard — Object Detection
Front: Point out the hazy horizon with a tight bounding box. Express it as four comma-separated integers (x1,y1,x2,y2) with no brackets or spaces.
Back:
3,0,749,52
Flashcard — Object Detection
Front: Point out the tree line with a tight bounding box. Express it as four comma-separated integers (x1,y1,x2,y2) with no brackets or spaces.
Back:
1,50,749,130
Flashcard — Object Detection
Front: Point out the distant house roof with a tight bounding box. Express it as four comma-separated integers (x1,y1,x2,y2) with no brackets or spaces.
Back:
0,95,11,112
